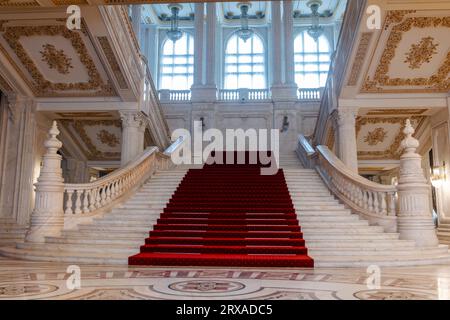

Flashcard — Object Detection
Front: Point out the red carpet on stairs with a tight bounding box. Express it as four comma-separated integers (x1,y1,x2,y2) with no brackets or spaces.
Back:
128,152,314,268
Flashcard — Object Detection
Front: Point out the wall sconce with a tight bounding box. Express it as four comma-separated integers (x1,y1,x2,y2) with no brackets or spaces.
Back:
281,116,289,133
199,117,206,131
431,161,446,188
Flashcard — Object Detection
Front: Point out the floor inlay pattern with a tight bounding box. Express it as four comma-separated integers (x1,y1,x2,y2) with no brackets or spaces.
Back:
0,257,449,300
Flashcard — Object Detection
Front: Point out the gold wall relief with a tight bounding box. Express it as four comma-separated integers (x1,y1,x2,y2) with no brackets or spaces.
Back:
347,32,373,86
97,36,129,90
40,44,73,75
363,16,450,93
404,37,439,69
1,24,115,97
97,129,120,147
364,127,388,146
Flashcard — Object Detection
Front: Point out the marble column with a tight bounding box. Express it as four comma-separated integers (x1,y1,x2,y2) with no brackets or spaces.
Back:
271,1,283,87
397,119,439,247
190,3,208,101
283,0,296,87
131,5,142,42
120,111,146,165
196,2,217,102
193,2,204,87
336,108,358,173
26,121,64,243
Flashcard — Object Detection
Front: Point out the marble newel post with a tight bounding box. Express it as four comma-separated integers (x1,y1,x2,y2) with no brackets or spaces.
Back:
397,119,439,247
336,108,358,173
25,121,64,243
120,111,146,166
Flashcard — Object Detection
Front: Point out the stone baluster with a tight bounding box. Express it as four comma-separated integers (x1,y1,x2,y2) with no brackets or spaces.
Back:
397,119,439,247
26,121,65,243
65,190,73,214
74,189,82,214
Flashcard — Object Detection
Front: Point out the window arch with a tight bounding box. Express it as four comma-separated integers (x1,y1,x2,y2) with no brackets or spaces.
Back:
159,32,194,90
294,31,331,89
224,33,266,89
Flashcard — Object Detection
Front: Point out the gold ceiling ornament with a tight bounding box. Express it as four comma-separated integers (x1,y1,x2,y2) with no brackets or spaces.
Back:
1,24,115,97
97,36,129,90
59,119,121,161
347,32,373,86
0,0,39,7
0,21,8,32
366,109,427,116
356,116,424,160
404,37,439,69
362,16,450,93
383,10,417,30
364,127,388,146
56,112,114,119
39,44,74,75
97,129,120,147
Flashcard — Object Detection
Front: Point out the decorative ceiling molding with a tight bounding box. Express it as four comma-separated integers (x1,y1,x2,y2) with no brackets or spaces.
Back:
0,0,39,8
383,10,417,30
347,32,373,86
0,73,13,93
404,36,439,69
59,119,122,161
365,108,428,116
0,22,116,97
39,44,74,75
356,116,425,160
55,112,115,119
97,36,129,90
364,127,388,146
362,16,450,93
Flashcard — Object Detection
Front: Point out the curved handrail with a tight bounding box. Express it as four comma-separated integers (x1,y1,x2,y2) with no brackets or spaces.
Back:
296,134,316,168
315,145,397,226
63,137,183,217
317,146,396,193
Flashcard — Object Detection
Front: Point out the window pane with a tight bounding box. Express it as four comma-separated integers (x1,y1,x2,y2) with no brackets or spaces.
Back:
159,33,194,90
294,30,332,89
223,34,266,89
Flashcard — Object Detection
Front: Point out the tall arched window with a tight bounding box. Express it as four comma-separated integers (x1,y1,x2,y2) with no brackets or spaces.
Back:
224,33,266,89
294,31,331,89
159,33,194,90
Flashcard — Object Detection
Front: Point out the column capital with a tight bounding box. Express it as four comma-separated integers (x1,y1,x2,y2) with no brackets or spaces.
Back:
119,111,146,131
336,107,358,127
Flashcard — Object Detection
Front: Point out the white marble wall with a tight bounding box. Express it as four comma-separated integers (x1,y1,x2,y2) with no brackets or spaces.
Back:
162,100,320,153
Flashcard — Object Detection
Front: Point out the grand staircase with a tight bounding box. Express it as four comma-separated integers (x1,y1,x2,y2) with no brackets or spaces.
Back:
1,152,449,267
129,152,314,267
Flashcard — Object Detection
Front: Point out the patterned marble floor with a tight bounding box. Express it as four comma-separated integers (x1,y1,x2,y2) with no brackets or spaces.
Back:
0,257,449,300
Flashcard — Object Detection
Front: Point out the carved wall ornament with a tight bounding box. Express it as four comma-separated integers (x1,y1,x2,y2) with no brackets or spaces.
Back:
404,37,439,69
40,44,73,75
364,127,388,146
97,129,120,147
0,24,115,97
347,32,373,86
363,16,450,93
